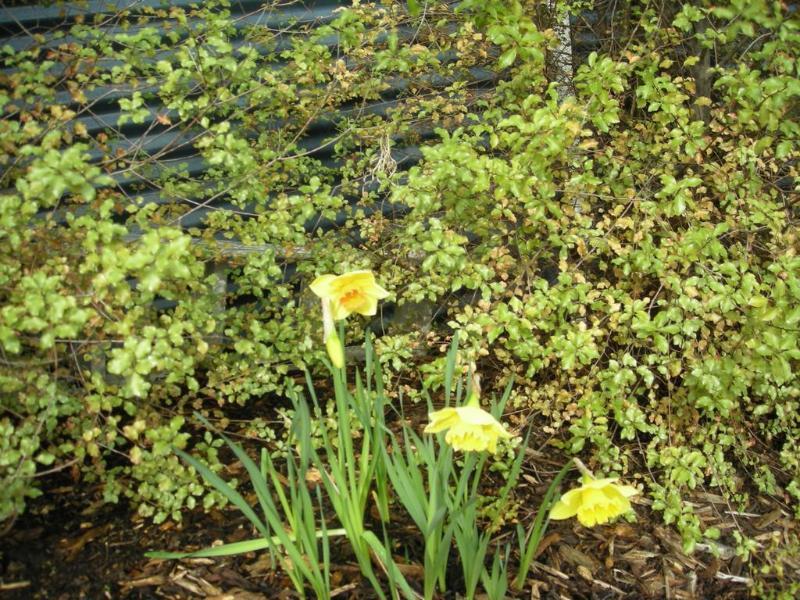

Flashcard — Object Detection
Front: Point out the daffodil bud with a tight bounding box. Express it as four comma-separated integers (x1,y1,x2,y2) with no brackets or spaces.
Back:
325,329,345,369
320,299,344,368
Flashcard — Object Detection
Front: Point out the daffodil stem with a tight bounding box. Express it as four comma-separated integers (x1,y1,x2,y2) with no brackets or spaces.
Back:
469,365,480,397
572,458,594,479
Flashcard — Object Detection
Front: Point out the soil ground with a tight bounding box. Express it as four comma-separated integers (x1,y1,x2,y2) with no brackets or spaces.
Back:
1,409,796,599
3,476,778,599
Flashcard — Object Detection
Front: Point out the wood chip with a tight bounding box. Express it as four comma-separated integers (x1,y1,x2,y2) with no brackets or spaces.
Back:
206,591,266,600
393,560,425,578
215,567,254,589
694,492,728,504
715,572,751,585
612,523,637,539
622,548,659,563
532,560,569,580
593,577,627,596
184,572,222,596
173,576,203,595
695,541,735,560
0,581,31,591
653,527,700,569
702,557,720,580
535,532,560,559
558,544,600,573
331,582,359,598
57,524,113,561
754,508,783,529
244,554,276,576
529,580,542,600
305,467,323,486
119,575,168,588
184,558,216,565
730,555,743,576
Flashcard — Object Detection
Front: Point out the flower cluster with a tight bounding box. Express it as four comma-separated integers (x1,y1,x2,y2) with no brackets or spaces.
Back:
309,272,513,454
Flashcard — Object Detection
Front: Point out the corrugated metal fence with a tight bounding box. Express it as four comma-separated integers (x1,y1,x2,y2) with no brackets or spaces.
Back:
0,0,598,305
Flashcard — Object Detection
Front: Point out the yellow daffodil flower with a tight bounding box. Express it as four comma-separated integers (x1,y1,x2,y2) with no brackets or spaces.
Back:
310,270,390,321
424,392,512,453
549,477,638,527
310,270,388,368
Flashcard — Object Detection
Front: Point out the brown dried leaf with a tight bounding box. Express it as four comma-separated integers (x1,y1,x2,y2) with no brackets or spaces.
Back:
558,544,600,573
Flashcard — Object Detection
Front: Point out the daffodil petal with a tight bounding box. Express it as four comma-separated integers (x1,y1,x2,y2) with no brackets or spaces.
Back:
424,408,460,433
330,271,389,300
368,282,390,299
491,422,513,439
310,274,337,298
447,423,484,451
577,507,600,527
447,427,487,452
549,502,575,521
328,271,374,294
553,477,636,528
616,485,639,498
311,271,389,321
455,406,504,426
583,477,619,489
549,488,581,520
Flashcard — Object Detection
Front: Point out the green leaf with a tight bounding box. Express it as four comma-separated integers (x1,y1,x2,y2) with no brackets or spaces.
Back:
498,48,517,70
127,373,148,398
174,448,270,539
513,459,575,590
146,529,346,559
362,531,421,600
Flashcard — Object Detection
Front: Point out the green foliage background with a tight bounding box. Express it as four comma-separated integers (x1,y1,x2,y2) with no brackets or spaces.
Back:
1,0,798,573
